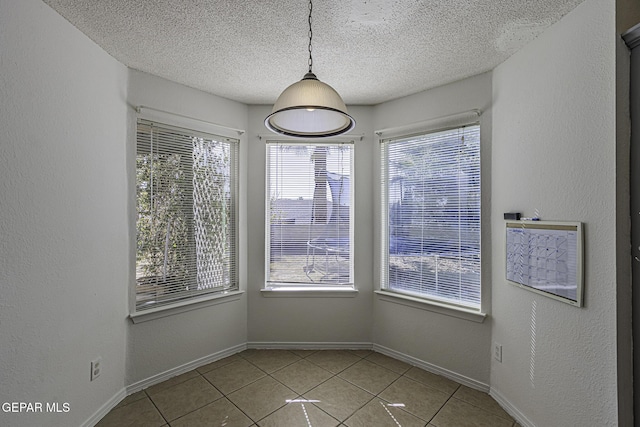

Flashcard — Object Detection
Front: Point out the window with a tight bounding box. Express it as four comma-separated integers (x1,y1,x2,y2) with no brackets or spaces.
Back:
135,119,238,311
380,124,481,309
266,141,354,289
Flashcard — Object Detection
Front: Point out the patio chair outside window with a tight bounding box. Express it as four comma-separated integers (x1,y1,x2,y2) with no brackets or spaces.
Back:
266,142,354,288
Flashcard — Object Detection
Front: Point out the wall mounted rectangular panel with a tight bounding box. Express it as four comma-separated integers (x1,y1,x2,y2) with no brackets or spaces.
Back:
505,221,583,307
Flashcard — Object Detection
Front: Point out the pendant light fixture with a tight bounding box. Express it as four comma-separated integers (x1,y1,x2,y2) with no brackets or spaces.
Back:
265,0,355,138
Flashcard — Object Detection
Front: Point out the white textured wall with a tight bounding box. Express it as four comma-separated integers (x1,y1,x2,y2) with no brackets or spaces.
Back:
246,105,374,344
371,73,493,384
1,1,629,425
490,0,620,425
126,70,249,383
0,1,129,426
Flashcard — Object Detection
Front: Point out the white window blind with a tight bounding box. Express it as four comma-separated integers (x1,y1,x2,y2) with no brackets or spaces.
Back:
135,119,238,311
266,142,354,287
381,124,481,308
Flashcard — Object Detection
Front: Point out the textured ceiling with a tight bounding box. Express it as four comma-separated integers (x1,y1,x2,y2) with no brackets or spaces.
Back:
42,0,586,105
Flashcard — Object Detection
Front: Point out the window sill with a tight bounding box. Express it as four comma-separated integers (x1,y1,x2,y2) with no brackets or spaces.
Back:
261,286,358,298
374,290,486,323
129,290,244,324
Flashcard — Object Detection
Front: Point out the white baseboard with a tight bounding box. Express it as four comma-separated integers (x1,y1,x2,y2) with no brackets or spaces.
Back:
372,344,490,393
246,341,373,350
377,344,534,427
83,341,535,427
80,388,127,427
247,341,490,394
126,343,247,394
82,343,247,426
490,387,535,427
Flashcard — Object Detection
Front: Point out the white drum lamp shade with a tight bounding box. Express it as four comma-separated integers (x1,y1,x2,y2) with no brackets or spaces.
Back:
265,73,355,138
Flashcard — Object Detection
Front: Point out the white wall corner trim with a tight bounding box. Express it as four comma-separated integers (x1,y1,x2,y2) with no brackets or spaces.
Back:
371,344,489,392
490,387,536,427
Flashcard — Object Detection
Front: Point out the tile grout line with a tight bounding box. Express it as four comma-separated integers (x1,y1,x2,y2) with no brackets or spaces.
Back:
257,357,344,425
250,371,300,424
209,351,317,425
101,351,378,426
309,351,417,423
161,371,231,426
366,368,461,425
251,352,375,425
199,360,268,425
205,357,270,394
371,371,423,423
305,355,390,424
443,393,517,424
424,381,461,425
143,389,172,426
112,349,507,427
287,370,347,425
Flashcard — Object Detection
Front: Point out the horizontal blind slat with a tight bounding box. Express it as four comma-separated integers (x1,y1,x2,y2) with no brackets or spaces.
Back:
266,142,353,286
135,119,239,311
382,124,481,308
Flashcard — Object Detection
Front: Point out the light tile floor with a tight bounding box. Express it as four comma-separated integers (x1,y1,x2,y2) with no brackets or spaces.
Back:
97,349,522,427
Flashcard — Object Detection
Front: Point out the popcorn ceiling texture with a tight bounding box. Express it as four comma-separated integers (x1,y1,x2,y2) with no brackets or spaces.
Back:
42,0,585,105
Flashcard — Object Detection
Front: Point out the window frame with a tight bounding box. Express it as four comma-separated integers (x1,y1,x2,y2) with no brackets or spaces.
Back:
263,139,356,295
379,121,483,314
131,116,241,319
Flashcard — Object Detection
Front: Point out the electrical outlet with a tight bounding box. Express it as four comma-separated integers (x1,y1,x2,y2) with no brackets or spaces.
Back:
91,357,102,381
493,343,502,363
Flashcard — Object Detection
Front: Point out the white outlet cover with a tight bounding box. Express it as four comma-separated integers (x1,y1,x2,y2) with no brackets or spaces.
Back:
493,344,502,362
91,357,102,381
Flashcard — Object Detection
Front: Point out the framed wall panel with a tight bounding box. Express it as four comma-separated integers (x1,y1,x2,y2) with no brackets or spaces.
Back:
505,221,583,307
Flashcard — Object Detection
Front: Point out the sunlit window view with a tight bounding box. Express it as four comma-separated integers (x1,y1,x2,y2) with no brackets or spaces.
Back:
135,120,239,310
266,142,354,287
381,125,481,308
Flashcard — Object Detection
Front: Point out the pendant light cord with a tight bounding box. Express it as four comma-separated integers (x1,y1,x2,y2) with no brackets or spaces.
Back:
264,0,356,137
308,0,313,73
